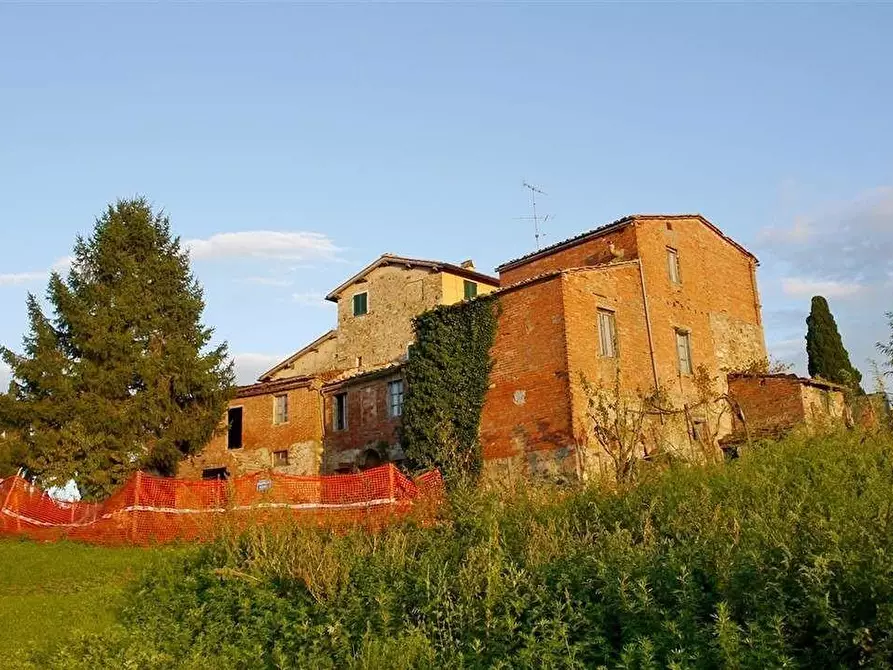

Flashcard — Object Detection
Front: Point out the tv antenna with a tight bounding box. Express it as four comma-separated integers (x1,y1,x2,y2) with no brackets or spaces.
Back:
518,181,551,249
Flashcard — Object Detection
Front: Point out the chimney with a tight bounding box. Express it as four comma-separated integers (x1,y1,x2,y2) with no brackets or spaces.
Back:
460,259,475,270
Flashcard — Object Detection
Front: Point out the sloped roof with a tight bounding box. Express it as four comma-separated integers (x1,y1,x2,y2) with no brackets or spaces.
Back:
257,330,337,382
495,214,757,274
234,375,314,399
325,254,499,302
727,372,846,392
322,361,405,391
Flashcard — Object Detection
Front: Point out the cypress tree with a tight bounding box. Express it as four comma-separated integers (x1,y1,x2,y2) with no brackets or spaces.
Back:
0,198,233,499
805,295,862,389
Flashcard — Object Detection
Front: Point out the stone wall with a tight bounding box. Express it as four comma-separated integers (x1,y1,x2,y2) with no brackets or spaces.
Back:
332,265,444,371
267,333,338,381
178,382,323,479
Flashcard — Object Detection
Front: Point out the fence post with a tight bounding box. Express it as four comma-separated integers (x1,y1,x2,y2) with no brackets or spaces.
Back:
388,463,396,513
130,471,142,544
1,477,18,533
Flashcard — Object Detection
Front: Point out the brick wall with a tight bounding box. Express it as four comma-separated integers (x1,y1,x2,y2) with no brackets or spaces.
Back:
178,382,323,479
479,274,576,478
485,215,767,479
499,224,639,286
634,217,765,399
322,370,404,473
727,376,807,435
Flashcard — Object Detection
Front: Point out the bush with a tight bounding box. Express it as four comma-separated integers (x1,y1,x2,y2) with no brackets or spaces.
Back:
28,430,893,668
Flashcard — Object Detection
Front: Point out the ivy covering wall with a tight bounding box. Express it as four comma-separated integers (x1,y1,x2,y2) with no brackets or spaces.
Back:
401,295,499,482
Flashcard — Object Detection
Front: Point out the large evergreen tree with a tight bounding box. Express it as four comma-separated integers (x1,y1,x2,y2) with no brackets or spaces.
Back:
805,295,862,389
0,198,233,499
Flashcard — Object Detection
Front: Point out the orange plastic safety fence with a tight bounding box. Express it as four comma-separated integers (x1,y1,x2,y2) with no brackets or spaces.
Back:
0,465,444,546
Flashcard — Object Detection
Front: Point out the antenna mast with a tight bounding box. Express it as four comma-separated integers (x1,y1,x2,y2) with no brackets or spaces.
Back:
521,181,550,249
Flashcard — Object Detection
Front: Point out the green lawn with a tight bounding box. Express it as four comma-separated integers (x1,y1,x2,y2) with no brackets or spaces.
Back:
0,539,164,658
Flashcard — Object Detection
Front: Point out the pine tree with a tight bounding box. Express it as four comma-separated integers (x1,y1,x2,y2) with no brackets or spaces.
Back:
805,295,863,389
0,198,234,499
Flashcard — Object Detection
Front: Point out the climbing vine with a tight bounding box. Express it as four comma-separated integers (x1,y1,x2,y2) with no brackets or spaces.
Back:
401,294,499,483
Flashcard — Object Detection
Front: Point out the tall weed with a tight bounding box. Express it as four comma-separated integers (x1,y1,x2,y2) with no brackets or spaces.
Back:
27,430,893,668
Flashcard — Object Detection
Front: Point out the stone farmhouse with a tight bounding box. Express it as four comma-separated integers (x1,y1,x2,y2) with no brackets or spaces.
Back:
178,214,846,481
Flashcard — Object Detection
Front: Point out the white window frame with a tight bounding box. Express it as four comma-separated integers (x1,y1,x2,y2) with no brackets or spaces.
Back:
388,379,404,418
667,247,681,285
597,308,617,358
273,393,289,425
272,449,290,467
352,291,369,316
675,328,693,375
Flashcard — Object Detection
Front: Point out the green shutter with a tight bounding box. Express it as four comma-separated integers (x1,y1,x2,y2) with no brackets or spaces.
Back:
352,292,368,316
464,280,477,300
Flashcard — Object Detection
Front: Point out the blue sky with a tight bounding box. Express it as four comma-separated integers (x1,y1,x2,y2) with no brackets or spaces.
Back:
1,4,892,387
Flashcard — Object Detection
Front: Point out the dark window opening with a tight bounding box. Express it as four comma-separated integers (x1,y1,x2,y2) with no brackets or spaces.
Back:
202,467,229,481
692,419,707,443
361,449,384,470
272,450,289,467
463,280,478,300
227,407,243,450
334,392,348,431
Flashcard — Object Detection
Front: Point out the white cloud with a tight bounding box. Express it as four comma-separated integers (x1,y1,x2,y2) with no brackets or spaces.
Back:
231,353,285,385
782,277,864,299
0,256,72,287
292,292,328,307
0,270,47,286
760,186,893,286
185,231,341,262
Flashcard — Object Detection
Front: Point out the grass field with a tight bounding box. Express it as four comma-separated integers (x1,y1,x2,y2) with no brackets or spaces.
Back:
7,430,893,667
0,540,164,658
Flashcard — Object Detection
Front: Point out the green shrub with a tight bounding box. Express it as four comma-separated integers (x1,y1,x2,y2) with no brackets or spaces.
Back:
400,295,498,483
29,430,893,668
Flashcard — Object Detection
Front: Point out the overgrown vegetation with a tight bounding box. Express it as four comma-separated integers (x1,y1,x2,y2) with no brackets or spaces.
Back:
0,198,234,499
21,429,893,668
400,294,498,482
578,365,733,484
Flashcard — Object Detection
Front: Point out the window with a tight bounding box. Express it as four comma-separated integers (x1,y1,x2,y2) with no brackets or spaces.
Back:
334,392,348,431
667,248,681,284
388,380,404,418
352,292,368,316
202,467,229,481
597,309,617,358
272,450,289,467
227,407,243,449
463,280,478,300
355,356,363,368
273,394,288,425
691,419,707,443
675,329,693,375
